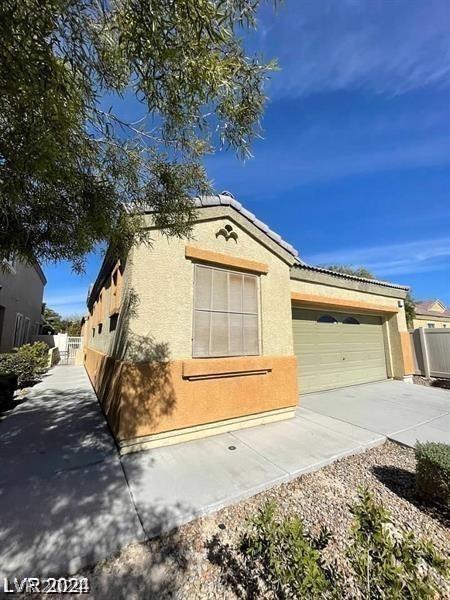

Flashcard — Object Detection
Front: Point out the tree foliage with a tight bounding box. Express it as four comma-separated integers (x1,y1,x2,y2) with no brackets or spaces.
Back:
327,266,416,325
43,306,82,334
404,292,416,328
0,0,276,270
326,265,375,279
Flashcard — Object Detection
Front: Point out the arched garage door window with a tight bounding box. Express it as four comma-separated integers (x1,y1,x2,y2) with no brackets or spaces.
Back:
343,316,360,325
317,314,338,324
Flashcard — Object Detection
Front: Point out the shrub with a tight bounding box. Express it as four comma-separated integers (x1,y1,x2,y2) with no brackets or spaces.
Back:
240,501,337,599
347,488,449,599
226,490,449,600
0,342,49,386
415,442,450,508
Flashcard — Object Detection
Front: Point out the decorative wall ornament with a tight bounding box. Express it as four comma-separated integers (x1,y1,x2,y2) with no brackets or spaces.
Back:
216,223,238,243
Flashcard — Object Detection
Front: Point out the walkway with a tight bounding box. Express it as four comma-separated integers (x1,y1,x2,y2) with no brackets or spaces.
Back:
0,366,144,579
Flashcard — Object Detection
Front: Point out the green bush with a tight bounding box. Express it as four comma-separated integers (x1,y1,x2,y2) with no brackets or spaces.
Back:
0,342,49,386
240,501,337,599
347,488,449,599
229,489,449,600
415,442,450,508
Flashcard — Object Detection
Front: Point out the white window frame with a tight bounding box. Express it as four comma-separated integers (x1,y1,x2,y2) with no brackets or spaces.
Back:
23,317,31,344
192,264,261,358
13,313,23,347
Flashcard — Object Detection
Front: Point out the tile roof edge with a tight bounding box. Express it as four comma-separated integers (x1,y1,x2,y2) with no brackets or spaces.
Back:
194,194,299,258
294,263,410,291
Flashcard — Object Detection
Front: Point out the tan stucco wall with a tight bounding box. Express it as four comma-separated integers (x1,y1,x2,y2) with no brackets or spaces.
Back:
84,260,129,357
290,280,402,312
412,317,450,329
290,278,413,378
126,215,295,361
83,212,298,445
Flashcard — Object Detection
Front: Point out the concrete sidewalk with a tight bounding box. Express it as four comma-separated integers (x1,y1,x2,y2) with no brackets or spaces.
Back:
0,366,144,580
121,406,384,537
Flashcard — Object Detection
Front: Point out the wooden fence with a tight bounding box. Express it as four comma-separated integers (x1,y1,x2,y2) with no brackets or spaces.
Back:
410,328,450,379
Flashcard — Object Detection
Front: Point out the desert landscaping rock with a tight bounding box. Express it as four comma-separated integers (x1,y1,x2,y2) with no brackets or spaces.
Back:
40,441,449,599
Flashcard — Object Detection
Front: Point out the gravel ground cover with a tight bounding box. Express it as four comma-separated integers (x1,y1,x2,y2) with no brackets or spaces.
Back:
42,441,449,599
414,375,450,391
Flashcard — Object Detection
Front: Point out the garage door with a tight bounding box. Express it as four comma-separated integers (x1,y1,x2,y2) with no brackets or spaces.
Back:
292,308,387,394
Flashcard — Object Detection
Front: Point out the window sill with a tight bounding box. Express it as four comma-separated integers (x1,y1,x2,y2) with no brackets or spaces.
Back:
182,356,272,380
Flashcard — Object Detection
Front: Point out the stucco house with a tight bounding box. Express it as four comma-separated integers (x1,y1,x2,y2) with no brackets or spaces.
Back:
82,195,414,453
0,256,46,352
413,300,450,329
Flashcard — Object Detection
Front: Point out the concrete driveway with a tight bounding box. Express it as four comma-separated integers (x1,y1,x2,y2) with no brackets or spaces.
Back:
301,380,450,447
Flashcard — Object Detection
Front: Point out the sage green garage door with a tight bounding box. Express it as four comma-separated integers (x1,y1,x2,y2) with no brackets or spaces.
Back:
292,308,387,394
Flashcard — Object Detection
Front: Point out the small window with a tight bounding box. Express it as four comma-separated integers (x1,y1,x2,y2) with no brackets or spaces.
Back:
92,327,95,338
427,323,435,329
317,314,338,324
444,324,447,328
98,323,103,334
109,313,118,332
343,316,360,325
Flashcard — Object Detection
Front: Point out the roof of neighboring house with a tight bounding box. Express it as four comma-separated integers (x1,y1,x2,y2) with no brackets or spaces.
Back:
415,299,450,318
193,194,299,259
34,261,47,286
292,263,410,291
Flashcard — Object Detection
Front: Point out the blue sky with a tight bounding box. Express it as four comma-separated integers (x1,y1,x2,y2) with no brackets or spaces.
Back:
44,0,450,316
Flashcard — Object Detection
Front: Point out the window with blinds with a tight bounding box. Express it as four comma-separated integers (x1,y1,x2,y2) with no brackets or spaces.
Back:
193,265,260,357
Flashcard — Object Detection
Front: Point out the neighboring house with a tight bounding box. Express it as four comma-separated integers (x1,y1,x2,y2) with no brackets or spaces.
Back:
0,256,46,352
82,195,414,453
412,300,450,329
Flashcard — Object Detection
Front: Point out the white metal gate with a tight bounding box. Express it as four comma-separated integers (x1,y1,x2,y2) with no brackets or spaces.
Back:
66,336,82,364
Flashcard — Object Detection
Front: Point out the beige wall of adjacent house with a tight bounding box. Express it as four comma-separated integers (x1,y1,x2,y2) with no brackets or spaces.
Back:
412,317,450,329
0,260,45,352
126,216,295,361
290,278,413,378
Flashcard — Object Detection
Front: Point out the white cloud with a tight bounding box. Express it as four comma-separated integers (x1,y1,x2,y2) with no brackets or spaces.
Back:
258,0,450,98
306,237,450,278
206,134,450,196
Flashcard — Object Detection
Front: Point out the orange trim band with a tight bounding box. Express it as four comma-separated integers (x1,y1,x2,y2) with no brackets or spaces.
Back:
182,356,273,379
185,245,269,274
290,292,398,314
83,346,298,443
400,332,415,375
